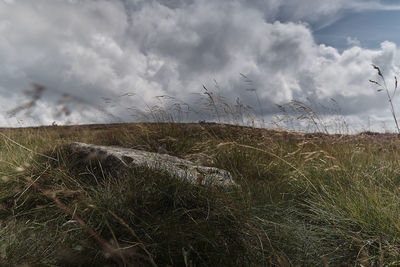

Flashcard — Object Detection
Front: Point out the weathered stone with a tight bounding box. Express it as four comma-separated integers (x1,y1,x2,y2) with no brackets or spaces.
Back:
68,142,237,186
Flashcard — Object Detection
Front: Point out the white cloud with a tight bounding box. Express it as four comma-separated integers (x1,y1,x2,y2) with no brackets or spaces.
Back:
0,0,398,131
346,36,361,46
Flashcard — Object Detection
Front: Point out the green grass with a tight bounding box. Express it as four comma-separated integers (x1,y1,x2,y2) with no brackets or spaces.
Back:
1,122,400,266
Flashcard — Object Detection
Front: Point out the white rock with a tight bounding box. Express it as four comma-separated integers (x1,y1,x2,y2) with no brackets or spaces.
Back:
68,142,237,187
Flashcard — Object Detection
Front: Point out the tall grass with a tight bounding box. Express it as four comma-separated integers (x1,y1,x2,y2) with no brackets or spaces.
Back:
1,73,400,266
370,64,400,135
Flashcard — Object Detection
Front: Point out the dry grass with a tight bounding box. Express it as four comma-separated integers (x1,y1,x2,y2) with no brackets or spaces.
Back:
370,64,400,135
0,122,400,266
1,75,400,266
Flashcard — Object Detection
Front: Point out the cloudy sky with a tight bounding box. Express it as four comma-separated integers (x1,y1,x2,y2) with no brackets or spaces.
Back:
1,0,400,132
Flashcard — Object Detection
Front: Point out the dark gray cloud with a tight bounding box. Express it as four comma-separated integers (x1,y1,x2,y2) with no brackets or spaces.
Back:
0,0,399,131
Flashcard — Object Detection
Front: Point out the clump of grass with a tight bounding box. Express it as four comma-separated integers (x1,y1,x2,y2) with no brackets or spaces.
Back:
274,98,349,134
0,125,265,265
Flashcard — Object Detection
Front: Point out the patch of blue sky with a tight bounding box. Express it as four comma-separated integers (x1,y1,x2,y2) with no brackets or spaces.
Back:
314,9,400,51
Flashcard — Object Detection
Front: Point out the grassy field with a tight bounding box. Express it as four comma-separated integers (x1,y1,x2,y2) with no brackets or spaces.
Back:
0,122,400,266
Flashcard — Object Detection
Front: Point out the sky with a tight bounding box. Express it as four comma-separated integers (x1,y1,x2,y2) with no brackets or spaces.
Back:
1,0,400,132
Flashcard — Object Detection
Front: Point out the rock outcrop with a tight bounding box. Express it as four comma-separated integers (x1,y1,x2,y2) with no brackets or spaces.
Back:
68,142,237,187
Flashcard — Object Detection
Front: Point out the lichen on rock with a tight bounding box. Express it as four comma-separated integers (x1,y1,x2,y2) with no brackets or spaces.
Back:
68,142,237,187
